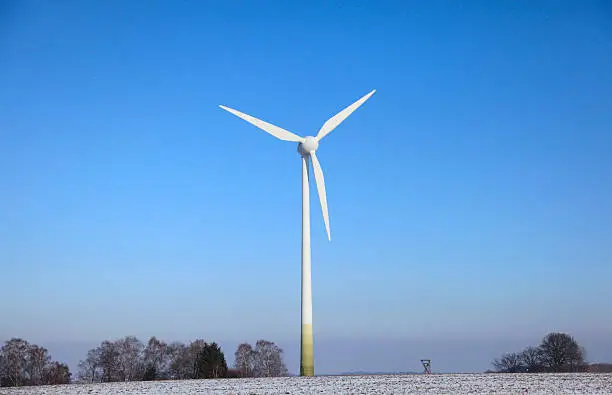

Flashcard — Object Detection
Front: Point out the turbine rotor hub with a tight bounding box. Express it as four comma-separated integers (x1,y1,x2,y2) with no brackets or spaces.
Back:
298,136,319,156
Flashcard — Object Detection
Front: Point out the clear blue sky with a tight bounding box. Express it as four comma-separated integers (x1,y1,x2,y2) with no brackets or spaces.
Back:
1,0,611,374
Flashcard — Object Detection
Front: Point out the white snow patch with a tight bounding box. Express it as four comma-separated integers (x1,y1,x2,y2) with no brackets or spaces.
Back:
0,373,611,394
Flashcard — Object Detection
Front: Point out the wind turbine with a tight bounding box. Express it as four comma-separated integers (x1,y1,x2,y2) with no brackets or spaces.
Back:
219,89,376,376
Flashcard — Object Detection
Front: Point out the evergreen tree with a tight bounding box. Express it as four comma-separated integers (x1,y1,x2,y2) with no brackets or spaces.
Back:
142,364,157,381
195,342,228,379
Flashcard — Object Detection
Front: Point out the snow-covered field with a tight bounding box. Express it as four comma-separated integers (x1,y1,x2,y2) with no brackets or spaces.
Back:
1,373,611,394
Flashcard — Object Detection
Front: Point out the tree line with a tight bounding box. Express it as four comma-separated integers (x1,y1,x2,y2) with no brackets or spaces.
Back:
491,332,589,373
77,336,289,383
0,336,288,387
0,338,71,387
4,331,609,387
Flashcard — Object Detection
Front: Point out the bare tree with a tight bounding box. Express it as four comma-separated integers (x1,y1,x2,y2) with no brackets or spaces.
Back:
234,343,255,377
167,342,191,380
87,337,146,382
43,361,71,385
115,336,144,381
26,344,51,386
0,338,30,386
538,332,586,372
492,352,524,373
519,346,543,373
98,341,121,382
143,336,169,380
187,340,207,379
252,340,288,377
77,347,102,383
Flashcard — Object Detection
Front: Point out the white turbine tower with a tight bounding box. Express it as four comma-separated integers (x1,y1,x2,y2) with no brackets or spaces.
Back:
219,89,375,376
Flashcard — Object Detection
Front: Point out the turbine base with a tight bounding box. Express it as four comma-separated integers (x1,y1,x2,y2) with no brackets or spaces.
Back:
300,323,314,376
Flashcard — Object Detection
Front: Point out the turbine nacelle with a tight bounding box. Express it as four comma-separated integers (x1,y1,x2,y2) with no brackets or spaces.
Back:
298,136,319,156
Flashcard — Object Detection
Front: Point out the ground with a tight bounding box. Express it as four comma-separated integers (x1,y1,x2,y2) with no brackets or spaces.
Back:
0,373,611,394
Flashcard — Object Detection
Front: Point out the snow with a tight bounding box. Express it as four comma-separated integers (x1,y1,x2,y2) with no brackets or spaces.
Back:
1,373,611,394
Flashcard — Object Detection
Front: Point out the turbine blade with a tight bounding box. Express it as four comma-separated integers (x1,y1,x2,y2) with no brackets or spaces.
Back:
219,105,304,142
310,152,331,241
315,89,376,141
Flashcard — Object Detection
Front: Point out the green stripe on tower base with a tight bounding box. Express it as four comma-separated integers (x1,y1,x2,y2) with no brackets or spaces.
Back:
300,324,314,376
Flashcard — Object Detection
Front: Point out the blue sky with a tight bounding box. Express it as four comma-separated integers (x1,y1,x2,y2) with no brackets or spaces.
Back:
1,0,611,374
